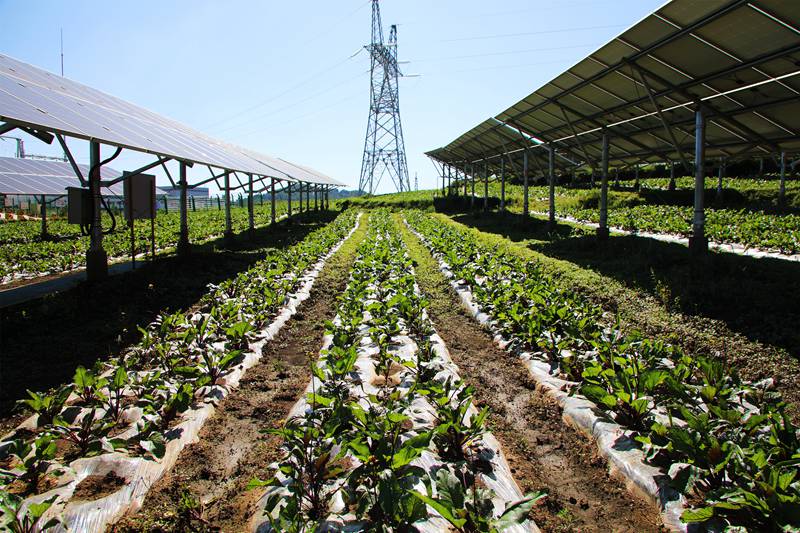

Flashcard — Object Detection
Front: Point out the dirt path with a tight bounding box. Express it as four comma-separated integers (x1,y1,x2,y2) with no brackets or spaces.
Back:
112,215,367,533
397,215,664,533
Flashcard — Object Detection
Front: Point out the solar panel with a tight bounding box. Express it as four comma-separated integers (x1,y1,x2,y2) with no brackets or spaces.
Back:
0,156,122,195
429,0,800,170
0,54,344,186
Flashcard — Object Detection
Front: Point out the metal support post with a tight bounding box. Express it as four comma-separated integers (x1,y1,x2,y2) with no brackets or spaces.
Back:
287,183,293,218
669,161,676,191
597,132,610,240
483,160,489,212
442,165,446,196
470,164,475,209
224,171,233,245
247,173,255,237
500,157,506,213
523,149,530,218
314,186,319,211
689,107,707,254
86,140,108,281
177,161,190,256
716,158,725,201
306,183,310,212
548,145,556,228
40,194,47,238
780,152,787,207
634,165,640,190
270,178,276,224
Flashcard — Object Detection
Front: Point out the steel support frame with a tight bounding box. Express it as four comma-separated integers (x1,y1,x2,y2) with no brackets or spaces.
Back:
177,161,191,256
597,132,610,240
86,141,108,280
689,108,708,254
548,144,556,228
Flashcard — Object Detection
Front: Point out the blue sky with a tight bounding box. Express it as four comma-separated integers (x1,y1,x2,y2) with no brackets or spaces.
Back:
0,0,663,194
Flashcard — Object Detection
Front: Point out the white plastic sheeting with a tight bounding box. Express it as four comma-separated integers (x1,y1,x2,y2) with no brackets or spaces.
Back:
406,219,688,532
4,214,361,533
250,231,538,533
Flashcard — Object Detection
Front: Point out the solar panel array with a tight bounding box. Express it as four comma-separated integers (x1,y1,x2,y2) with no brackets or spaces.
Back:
428,0,800,175
0,157,122,195
0,54,343,187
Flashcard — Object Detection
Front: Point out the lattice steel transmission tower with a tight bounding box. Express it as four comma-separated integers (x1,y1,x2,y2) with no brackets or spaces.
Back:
358,0,410,194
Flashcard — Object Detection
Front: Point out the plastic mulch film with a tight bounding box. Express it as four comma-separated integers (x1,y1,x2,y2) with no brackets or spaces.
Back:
250,231,538,533
3,213,361,533
406,219,688,533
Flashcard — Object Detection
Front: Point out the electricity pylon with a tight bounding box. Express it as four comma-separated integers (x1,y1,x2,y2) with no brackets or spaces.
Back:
358,0,410,194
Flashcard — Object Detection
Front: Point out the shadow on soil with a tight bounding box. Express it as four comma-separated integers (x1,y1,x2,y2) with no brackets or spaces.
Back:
0,210,337,416
450,210,800,360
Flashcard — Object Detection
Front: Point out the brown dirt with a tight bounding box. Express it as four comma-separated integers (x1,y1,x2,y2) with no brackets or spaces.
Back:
0,211,336,418
73,471,127,501
111,215,365,533
398,216,665,533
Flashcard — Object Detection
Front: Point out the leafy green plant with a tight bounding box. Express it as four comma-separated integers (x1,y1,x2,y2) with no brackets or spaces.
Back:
412,467,545,532
18,386,72,428
0,492,61,532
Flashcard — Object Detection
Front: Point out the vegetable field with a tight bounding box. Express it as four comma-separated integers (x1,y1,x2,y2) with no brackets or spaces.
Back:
1,206,798,532
0,201,288,285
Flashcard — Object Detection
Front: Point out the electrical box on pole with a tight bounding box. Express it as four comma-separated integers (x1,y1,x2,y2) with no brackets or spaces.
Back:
67,186,92,225
123,172,156,221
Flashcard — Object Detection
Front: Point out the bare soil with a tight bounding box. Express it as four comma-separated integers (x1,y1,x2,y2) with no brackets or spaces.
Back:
111,215,365,533
398,216,665,532
0,212,336,422
73,471,127,502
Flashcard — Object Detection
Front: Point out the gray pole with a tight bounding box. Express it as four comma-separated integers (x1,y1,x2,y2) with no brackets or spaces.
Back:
287,183,292,218
40,194,47,238
597,132,610,240
86,140,108,280
247,173,255,237
177,161,190,256
500,157,506,213
224,171,233,244
270,178,276,224
669,161,676,191
523,149,530,218
463,165,468,197
483,160,489,212
780,151,786,207
306,183,310,211
690,107,707,254
548,145,556,228
314,185,319,211
716,158,725,201
470,164,475,209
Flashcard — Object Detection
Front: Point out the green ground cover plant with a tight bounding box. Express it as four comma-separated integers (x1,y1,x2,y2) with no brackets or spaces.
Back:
0,200,290,283
406,210,800,530
0,210,357,530
253,210,542,531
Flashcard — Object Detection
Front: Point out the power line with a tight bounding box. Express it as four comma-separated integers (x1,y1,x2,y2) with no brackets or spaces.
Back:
411,43,602,63
201,2,371,131
440,24,626,43
217,69,368,136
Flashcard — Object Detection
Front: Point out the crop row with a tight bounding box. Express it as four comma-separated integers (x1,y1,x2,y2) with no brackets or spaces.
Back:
548,202,800,254
0,209,358,530
252,210,540,531
0,201,289,284
405,211,800,531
